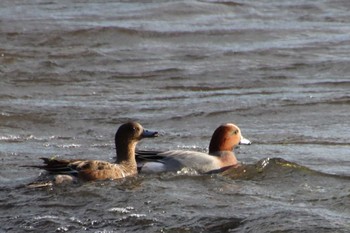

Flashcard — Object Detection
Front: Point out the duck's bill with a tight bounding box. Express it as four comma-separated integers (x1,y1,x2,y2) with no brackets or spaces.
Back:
239,136,251,145
142,129,159,138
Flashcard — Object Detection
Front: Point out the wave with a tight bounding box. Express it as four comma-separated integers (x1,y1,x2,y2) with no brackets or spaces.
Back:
223,157,350,180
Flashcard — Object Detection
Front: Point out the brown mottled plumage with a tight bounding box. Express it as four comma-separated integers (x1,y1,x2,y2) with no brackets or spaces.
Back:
25,122,158,182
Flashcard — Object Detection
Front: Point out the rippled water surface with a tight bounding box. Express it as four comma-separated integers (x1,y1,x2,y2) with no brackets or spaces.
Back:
1,0,350,232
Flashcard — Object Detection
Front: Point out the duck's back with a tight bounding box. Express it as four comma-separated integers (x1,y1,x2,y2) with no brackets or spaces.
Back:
138,150,220,173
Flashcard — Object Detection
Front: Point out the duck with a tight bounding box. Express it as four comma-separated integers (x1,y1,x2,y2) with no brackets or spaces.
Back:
25,121,158,184
136,123,251,174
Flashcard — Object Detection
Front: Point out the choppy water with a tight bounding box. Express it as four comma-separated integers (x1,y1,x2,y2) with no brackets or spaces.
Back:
1,0,350,232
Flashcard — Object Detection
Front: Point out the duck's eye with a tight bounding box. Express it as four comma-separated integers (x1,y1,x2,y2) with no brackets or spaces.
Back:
133,127,142,135
233,130,239,135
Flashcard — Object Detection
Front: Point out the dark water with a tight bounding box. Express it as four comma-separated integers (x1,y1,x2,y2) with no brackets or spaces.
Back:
1,0,350,232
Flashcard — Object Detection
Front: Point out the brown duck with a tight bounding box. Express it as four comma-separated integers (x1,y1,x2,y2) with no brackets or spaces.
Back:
25,121,158,183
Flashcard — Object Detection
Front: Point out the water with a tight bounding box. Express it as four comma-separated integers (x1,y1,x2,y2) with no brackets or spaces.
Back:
1,0,350,232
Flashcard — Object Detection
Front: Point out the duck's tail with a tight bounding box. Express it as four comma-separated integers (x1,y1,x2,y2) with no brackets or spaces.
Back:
22,157,79,175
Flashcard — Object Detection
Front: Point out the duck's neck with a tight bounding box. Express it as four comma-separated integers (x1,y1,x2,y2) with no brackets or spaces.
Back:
115,141,138,173
209,147,234,156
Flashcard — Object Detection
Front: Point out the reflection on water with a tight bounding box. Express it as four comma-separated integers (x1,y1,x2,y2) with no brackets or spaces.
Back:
1,0,350,232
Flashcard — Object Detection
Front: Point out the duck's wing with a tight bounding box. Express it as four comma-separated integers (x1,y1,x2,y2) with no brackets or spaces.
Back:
135,150,168,161
24,158,130,180
136,150,217,173
69,160,130,180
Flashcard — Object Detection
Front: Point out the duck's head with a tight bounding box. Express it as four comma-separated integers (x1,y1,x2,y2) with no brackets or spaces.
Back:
115,121,158,145
209,123,251,154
